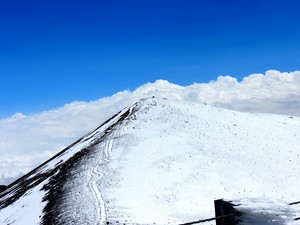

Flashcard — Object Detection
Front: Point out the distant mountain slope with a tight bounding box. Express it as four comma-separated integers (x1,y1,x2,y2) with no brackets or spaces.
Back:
0,98,299,225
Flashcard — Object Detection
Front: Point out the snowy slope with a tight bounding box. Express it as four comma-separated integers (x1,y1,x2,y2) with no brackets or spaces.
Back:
0,98,299,225
0,104,136,225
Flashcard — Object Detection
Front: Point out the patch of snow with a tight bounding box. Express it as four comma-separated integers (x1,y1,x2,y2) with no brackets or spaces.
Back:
0,179,48,225
232,197,297,225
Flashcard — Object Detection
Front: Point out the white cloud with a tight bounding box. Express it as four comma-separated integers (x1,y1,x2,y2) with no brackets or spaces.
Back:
0,70,299,185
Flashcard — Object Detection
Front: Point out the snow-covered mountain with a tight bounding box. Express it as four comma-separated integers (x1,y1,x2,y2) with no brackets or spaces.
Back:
0,98,299,225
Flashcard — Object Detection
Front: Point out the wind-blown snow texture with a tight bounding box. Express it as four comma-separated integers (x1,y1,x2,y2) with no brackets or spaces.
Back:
232,197,298,225
0,98,299,225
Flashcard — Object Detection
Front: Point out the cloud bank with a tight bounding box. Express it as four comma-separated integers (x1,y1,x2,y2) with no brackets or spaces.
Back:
0,70,299,184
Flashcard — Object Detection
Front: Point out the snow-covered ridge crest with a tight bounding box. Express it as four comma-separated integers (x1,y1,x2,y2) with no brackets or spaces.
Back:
0,97,300,224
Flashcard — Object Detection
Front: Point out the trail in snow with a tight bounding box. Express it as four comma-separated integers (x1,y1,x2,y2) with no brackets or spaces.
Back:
89,164,106,225
89,137,116,225
104,140,114,162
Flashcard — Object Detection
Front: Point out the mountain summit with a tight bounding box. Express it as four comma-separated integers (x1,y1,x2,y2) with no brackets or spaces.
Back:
0,98,299,224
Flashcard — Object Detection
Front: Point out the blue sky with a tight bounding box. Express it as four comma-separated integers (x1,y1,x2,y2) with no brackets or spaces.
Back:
1,0,300,118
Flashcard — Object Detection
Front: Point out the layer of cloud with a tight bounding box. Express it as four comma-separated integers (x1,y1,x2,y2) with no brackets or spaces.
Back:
0,70,299,185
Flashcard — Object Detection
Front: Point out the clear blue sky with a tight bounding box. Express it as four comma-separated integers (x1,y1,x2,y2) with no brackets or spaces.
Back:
1,0,300,118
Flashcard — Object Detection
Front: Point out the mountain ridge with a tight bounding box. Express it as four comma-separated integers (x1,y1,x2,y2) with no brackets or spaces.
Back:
0,100,139,224
0,97,299,224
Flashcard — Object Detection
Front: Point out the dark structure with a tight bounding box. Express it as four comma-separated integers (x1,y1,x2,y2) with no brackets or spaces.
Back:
180,198,300,225
214,199,241,225
179,199,242,225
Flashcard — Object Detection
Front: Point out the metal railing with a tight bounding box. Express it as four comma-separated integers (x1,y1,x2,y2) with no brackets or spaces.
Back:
179,199,300,225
